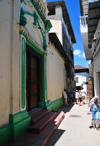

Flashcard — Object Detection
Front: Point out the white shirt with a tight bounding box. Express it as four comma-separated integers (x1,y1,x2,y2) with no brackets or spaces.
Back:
81,89,86,96
63,91,67,98
75,92,78,99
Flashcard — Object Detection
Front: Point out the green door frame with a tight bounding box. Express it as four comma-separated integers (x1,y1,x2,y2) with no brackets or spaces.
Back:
20,26,48,110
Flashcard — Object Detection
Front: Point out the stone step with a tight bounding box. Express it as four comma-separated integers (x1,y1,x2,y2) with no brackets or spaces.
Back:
5,111,65,146
31,109,50,125
33,111,65,146
27,112,57,133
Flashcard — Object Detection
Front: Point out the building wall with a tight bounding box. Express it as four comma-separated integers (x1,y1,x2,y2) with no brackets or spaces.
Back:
0,0,53,145
48,6,63,45
92,19,100,101
47,44,65,102
48,15,62,44
93,51,100,104
0,0,20,127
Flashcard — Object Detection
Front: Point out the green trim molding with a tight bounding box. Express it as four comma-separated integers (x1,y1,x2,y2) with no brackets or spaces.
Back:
20,0,52,31
20,26,48,56
20,26,48,108
0,110,30,146
0,125,11,146
21,37,26,109
29,0,52,31
9,110,30,141
42,55,47,102
20,0,26,5
38,97,64,112
20,8,48,50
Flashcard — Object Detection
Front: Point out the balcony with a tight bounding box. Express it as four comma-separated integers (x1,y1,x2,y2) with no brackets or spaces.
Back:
79,15,91,60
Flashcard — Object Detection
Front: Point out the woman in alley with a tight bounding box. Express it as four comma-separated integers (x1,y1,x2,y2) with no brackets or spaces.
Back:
75,90,79,104
63,89,69,107
91,96,100,130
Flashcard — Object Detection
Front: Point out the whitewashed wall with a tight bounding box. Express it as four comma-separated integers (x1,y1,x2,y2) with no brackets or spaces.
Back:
47,44,65,102
0,0,20,127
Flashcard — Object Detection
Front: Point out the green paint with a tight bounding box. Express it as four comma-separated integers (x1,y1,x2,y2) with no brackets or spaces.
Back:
38,100,51,108
26,40,43,55
0,125,11,146
21,8,38,18
45,21,52,32
9,110,28,125
10,116,30,140
33,13,39,26
9,110,30,140
42,55,47,102
20,8,47,50
20,28,48,110
21,37,25,109
20,0,26,5
20,8,27,26
20,8,39,28
51,97,64,111
37,21,47,50
20,15,27,26
20,28,47,55
30,0,52,31
38,97,64,112
0,110,31,145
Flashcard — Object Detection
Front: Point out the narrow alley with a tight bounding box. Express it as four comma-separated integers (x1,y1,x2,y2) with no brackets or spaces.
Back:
47,103,100,146
1,0,100,145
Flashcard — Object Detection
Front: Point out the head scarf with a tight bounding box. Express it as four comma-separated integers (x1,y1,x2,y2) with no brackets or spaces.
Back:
89,95,99,107
90,95,99,103
87,95,99,114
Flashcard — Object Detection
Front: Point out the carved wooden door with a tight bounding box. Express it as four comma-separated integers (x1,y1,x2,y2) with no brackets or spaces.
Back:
26,49,40,111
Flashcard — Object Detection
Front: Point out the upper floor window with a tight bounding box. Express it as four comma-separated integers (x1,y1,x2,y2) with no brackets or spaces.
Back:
80,16,88,26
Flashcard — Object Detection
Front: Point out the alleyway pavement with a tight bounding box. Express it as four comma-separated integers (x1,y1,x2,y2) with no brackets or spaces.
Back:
47,103,100,146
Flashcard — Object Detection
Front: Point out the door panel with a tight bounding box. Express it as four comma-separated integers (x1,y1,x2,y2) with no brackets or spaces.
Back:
26,48,40,111
30,95,38,109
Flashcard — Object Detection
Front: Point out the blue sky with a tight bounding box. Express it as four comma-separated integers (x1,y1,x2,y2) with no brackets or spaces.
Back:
46,0,89,68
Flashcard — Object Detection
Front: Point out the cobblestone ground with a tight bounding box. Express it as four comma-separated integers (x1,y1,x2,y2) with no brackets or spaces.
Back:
47,103,100,146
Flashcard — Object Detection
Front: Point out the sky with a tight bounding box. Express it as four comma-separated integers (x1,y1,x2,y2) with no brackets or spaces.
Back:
46,0,89,68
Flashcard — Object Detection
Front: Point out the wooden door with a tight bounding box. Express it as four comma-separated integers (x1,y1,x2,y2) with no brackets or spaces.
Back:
26,49,40,111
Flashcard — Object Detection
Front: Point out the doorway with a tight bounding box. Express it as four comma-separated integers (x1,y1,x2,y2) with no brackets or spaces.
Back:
26,45,41,111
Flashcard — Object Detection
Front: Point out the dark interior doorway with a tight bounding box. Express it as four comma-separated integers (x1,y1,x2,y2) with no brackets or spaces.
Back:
26,45,41,111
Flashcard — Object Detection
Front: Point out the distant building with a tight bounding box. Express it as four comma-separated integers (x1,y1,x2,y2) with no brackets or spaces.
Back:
47,0,76,93
74,65,89,93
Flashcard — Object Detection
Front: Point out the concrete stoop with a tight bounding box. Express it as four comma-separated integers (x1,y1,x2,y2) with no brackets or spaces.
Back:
5,109,65,146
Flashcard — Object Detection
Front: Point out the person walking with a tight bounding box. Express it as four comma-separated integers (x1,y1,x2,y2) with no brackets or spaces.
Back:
78,90,82,106
75,90,78,104
91,96,100,130
63,89,69,107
